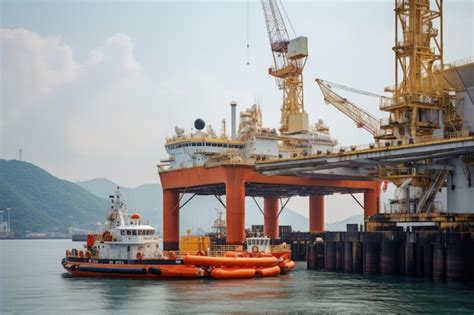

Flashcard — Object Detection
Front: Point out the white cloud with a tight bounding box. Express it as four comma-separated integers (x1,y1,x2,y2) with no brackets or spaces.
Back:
0,28,252,186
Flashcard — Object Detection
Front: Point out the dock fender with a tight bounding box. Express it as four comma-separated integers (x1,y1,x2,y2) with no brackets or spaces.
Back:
148,267,161,275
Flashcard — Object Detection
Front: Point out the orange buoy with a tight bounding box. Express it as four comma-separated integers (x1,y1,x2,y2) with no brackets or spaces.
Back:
184,255,278,268
255,265,281,277
211,268,256,279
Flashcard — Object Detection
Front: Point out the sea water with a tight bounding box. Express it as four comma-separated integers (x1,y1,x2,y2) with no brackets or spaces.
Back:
1,239,473,313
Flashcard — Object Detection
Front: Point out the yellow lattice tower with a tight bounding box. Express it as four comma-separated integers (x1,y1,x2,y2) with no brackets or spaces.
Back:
382,0,447,140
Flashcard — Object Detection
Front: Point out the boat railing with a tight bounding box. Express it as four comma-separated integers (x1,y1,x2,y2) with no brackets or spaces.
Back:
209,244,242,257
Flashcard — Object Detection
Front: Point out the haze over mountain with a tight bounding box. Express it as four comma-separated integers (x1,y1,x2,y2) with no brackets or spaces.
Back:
0,159,107,236
0,158,364,237
78,178,311,234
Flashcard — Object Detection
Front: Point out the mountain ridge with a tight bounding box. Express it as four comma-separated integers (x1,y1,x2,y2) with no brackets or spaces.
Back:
0,159,107,235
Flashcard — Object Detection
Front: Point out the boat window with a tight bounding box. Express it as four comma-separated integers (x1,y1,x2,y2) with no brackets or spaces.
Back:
121,230,125,235
127,230,131,235
138,230,142,235
132,230,137,235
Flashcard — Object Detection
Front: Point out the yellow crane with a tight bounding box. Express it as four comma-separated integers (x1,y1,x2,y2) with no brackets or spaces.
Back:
262,0,309,134
380,0,465,213
315,79,395,140
382,0,463,139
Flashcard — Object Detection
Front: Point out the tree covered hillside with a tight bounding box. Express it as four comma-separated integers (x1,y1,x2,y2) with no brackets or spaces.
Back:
0,159,107,236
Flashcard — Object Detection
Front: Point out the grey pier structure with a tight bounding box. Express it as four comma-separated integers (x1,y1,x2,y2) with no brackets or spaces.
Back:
255,60,474,280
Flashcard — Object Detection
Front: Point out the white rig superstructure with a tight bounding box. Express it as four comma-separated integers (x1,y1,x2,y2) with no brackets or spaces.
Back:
161,103,337,170
91,188,161,260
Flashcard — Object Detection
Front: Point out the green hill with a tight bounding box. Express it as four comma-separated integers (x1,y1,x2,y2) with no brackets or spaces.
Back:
0,159,108,236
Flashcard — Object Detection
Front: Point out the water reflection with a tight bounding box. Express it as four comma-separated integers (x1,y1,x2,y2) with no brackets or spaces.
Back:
2,240,474,314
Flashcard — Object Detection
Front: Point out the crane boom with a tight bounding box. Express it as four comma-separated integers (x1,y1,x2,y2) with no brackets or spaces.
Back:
261,0,290,90
261,0,309,134
315,79,382,138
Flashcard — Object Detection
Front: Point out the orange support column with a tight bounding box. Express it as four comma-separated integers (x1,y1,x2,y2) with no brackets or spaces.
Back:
364,187,380,217
264,196,279,239
225,181,246,245
309,195,325,233
163,190,180,250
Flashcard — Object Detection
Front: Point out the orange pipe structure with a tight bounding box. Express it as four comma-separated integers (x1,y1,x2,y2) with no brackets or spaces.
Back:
309,195,325,233
159,165,380,248
364,187,380,217
226,179,245,245
264,196,279,238
163,190,180,250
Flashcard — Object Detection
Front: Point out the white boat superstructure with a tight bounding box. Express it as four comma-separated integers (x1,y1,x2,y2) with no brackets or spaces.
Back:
90,188,161,260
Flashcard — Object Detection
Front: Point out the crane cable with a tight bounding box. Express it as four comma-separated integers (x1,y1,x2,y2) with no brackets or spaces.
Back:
319,79,389,100
279,0,297,37
246,0,250,65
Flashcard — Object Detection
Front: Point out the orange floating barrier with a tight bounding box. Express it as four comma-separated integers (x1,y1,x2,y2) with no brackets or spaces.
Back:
279,259,296,273
211,268,256,279
285,260,296,270
184,255,278,268
255,265,281,277
159,266,205,278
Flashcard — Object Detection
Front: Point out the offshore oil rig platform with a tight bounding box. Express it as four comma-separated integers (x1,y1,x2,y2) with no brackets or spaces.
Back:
158,0,474,280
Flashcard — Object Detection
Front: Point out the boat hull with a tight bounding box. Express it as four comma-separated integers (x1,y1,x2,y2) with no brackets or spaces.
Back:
62,257,205,279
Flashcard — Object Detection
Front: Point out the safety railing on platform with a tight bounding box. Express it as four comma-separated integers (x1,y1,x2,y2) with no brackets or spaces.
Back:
330,128,471,157
383,200,444,214
440,56,474,71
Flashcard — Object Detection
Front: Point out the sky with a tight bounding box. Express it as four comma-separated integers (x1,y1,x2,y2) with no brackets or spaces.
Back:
1,0,473,222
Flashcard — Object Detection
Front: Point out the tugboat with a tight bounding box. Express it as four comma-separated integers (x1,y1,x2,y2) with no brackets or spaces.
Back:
62,188,205,279
62,188,294,280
